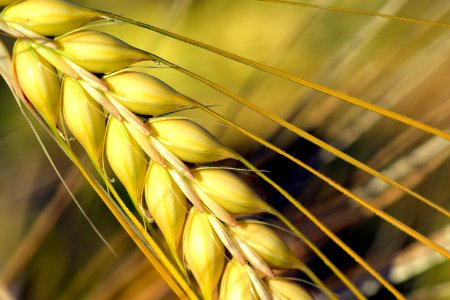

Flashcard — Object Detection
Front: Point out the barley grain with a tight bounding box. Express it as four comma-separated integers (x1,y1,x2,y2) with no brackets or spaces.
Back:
1,0,101,36
191,168,272,214
104,71,191,116
231,221,300,270
149,117,237,163
105,117,147,211
266,278,313,300
183,207,225,300
56,30,151,73
62,75,106,166
220,259,257,300
145,161,187,259
13,39,60,128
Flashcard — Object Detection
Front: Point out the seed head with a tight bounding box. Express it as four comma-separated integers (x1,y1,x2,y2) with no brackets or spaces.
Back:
265,278,313,300
1,0,101,36
231,221,299,269
13,39,60,128
219,260,257,300
62,76,105,165
145,161,187,258
56,30,150,73
149,117,237,163
104,71,190,116
106,117,147,210
183,208,224,300
192,168,271,214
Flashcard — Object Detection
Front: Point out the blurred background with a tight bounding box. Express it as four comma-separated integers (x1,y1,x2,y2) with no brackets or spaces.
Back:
0,0,449,299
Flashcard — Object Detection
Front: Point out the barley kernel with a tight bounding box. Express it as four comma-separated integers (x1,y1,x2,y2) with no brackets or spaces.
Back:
57,30,150,73
1,0,101,36
231,221,299,269
266,278,313,300
149,117,236,163
192,168,271,214
183,208,224,300
145,161,187,258
106,117,147,209
220,260,257,300
104,71,190,116
62,76,105,165
13,39,60,127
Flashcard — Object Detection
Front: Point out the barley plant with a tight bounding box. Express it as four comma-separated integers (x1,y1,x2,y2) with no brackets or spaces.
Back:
0,0,449,299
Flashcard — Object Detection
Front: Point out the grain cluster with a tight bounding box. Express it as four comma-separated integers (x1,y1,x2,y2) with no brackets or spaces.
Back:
0,1,314,299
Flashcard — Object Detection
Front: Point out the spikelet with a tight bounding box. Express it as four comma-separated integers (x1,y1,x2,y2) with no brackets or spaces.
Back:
1,0,101,36
104,71,191,116
145,161,187,259
231,221,299,269
13,39,60,128
62,76,105,165
219,260,257,300
105,117,147,210
183,208,224,300
266,278,313,300
191,168,272,214
149,117,237,163
56,30,150,73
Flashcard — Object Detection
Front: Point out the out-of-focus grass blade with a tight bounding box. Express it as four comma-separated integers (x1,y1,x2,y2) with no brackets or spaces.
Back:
258,0,450,28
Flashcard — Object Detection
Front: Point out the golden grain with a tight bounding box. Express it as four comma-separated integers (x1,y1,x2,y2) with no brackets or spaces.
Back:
1,0,101,36
56,30,150,73
62,75,106,165
13,39,60,127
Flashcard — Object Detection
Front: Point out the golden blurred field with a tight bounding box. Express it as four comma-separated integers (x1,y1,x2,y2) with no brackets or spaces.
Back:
0,0,449,299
